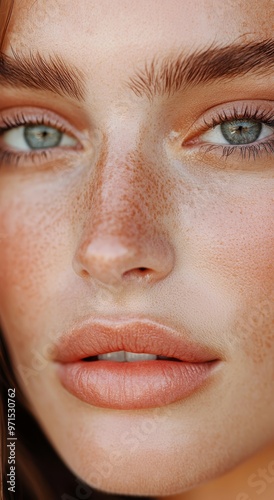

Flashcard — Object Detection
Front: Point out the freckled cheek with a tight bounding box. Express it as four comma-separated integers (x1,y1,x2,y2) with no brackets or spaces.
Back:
236,297,274,366
203,199,274,366
179,188,274,365
0,197,75,373
199,200,274,294
0,203,69,323
216,238,273,295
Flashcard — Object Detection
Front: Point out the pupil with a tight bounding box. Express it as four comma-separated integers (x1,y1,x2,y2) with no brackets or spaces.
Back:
24,125,62,149
221,120,262,145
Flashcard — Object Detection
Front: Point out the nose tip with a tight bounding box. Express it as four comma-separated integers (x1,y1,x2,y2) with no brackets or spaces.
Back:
73,236,174,287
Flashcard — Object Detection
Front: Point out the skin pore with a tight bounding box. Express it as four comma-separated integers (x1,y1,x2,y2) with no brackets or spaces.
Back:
0,0,274,499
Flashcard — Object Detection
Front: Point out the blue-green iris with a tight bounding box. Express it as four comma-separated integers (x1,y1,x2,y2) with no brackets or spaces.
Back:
24,125,62,149
221,120,262,145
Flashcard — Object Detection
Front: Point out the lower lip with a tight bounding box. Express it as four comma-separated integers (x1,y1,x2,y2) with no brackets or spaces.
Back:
57,359,219,410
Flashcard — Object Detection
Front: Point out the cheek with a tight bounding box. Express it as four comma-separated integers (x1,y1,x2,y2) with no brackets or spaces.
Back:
171,173,274,368
221,192,274,366
0,212,46,374
0,205,56,303
0,183,71,340
235,292,274,366
186,181,274,288
206,205,274,295
194,183,274,366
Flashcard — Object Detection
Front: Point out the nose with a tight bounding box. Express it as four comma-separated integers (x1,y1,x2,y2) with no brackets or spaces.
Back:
73,233,174,287
72,152,175,288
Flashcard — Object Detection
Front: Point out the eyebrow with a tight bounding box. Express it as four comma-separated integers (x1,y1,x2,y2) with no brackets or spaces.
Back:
126,39,274,99
1,39,274,103
0,50,85,101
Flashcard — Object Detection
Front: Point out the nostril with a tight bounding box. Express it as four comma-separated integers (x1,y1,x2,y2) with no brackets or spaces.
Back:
123,267,150,280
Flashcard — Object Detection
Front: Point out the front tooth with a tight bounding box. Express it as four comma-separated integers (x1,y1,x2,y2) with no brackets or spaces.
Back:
98,350,157,362
125,352,157,362
98,351,125,361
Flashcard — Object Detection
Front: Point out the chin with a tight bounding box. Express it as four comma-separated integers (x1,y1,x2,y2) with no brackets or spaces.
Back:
55,434,246,497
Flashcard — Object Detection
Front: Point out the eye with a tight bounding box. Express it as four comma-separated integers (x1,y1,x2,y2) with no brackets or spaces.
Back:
200,119,273,145
2,124,77,151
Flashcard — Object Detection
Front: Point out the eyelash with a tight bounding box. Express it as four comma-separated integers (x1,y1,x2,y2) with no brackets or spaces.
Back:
197,105,274,160
0,112,77,167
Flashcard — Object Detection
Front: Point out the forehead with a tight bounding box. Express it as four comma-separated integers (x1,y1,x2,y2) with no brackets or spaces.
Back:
8,0,274,61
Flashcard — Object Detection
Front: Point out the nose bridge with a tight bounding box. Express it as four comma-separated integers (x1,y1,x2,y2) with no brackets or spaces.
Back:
82,106,168,238
89,148,157,241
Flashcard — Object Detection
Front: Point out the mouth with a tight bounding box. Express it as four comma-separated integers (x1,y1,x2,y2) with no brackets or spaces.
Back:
55,317,222,410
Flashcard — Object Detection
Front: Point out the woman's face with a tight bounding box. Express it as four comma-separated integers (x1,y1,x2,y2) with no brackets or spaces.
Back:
1,0,274,496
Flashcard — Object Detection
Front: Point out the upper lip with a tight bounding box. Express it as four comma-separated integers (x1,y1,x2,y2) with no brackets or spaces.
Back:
54,317,220,363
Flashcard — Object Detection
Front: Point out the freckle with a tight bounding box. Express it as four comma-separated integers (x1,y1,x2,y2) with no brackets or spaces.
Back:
233,292,274,365
71,131,178,253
